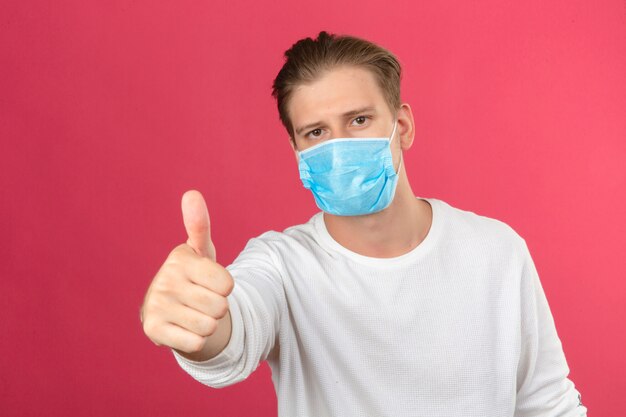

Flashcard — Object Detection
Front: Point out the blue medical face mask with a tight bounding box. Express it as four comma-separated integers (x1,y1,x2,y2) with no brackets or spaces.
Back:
297,120,402,216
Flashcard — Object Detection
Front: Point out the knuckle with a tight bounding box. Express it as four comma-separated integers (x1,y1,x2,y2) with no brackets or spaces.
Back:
214,297,229,318
190,314,204,329
163,262,185,279
222,275,235,295
187,336,206,353
149,296,171,315
142,318,159,339
153,278,174,295
154,270,184,294
206,317,219,335
195,316,218,337
188,314,209,336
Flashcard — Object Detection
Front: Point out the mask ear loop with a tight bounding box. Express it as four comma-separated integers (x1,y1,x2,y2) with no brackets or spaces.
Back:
389,119,403,174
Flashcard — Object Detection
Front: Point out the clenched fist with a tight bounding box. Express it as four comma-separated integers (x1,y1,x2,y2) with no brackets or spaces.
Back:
141,190,234,361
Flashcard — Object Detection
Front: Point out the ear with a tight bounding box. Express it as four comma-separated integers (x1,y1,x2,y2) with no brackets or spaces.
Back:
396,103,415,151
289,136,301,165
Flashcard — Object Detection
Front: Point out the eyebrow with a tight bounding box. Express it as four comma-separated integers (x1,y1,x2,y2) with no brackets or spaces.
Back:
294,106,377,136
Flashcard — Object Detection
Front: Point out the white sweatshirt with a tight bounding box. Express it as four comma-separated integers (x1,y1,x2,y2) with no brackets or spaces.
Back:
172,197,587,417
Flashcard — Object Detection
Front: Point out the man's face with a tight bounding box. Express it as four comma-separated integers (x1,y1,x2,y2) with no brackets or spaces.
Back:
288,65,398,153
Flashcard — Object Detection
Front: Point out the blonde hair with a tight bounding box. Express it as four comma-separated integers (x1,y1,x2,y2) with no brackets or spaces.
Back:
272,31,402,138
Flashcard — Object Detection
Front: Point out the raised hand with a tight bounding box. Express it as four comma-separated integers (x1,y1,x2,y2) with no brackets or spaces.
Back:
141,190,234,359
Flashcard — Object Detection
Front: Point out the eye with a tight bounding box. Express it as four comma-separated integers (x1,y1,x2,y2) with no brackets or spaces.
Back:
352,115,370,126
307,128,323,138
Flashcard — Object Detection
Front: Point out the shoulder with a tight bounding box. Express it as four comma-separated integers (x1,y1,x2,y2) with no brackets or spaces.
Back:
236,214,321,255
226,216,321,275
433,198,527,254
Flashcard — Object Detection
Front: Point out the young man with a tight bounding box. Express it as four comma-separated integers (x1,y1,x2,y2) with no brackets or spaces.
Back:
140,32,587,416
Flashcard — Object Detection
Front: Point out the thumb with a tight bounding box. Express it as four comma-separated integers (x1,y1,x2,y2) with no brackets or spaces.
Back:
181,190,217,261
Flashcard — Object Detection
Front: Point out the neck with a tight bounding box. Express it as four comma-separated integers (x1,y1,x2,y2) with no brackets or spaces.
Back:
322,176,432,258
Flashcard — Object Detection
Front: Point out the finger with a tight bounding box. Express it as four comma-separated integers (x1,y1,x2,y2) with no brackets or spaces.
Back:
164,303,219,337
181,190,217,261
185,258,235,297
177,282,230,319
154,322,209,353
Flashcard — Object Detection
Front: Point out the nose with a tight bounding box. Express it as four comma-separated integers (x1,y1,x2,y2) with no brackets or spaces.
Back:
329,124,350,140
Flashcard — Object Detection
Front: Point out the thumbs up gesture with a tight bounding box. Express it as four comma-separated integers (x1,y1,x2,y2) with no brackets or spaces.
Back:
141,190,234,360
182,189,217,260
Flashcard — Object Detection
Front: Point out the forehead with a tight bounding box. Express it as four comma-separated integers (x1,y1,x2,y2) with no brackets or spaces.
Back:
288,66,388,128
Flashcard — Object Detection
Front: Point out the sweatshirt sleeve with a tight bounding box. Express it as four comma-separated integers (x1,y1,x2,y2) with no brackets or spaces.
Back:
171,235,285,388
514,239,588,416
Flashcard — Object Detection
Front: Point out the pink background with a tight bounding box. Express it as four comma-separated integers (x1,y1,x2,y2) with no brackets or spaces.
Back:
1,1,624,415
